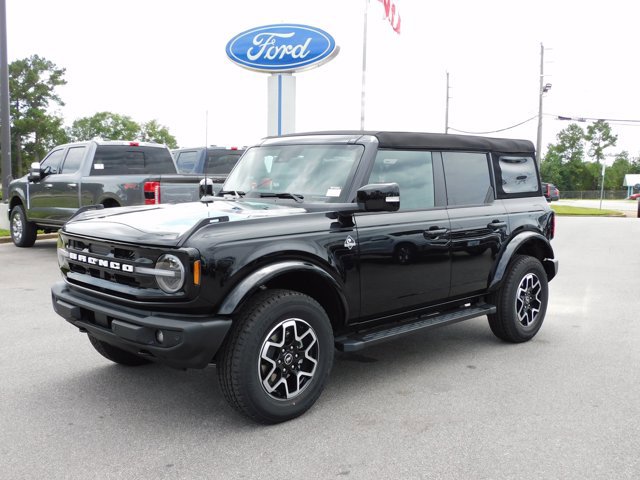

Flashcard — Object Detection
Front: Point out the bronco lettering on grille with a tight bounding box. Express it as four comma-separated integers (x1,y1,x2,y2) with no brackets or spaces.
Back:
69,252,134,273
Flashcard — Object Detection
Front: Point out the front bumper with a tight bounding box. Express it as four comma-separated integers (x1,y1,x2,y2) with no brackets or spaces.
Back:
51,281,232,369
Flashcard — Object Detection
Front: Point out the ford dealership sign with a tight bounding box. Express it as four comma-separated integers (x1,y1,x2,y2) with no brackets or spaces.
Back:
226,24,339,73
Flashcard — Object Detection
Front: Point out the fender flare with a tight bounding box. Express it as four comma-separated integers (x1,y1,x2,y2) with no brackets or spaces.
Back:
97,194,122,207
489,231,555,290
217,260,348,318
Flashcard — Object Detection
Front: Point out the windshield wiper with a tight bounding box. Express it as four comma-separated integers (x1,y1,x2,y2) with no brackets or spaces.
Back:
258,192,304,203
217,190,246,198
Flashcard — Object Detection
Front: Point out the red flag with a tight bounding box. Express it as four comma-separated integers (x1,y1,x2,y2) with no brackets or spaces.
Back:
378,0,401,34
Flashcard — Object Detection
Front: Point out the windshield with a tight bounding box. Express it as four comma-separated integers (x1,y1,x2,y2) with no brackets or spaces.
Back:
222,144,364,202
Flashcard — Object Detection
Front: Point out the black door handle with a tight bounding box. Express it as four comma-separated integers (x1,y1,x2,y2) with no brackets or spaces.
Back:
488,221,507,229
424,227,448,238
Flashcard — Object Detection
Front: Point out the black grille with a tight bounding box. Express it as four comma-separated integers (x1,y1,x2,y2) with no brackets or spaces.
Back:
63,236,169,296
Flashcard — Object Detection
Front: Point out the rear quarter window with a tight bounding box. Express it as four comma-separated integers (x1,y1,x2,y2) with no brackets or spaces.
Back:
91,146,177,175
493,154,540,198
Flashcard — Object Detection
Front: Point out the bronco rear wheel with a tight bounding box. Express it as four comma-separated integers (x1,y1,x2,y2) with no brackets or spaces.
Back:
487,255,548,343
217,289,334,424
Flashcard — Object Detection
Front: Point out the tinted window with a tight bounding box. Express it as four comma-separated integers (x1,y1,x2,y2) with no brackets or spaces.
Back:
497,156,538,194
367,150,434,210
205,152,241,175
61,146,86,174
442,152,492,205
91,146,176,175
41,149,64,175
175,150,199,173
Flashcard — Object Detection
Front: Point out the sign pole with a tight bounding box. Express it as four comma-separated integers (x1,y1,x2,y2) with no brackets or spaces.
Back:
360,0,369,131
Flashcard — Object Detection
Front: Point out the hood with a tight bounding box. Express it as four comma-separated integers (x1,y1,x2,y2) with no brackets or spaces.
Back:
62,199,308,247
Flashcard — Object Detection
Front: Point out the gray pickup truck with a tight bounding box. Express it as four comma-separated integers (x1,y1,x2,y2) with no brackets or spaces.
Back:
7,140,204,247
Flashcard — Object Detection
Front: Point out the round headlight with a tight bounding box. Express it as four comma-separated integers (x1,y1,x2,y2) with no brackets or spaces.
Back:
155,254,185,293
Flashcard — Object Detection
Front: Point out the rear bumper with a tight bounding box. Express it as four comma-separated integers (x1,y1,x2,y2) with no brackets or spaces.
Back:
51,281,232,369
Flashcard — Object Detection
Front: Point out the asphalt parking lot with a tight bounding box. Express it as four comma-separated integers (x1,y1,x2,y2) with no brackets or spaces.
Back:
1,216,639,480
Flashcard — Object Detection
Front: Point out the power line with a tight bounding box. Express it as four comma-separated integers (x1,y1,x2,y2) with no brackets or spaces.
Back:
553,114,640,124
448,115,538,135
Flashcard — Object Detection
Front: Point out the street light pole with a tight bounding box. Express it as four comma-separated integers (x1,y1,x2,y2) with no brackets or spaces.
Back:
445,71,450,134
0,0,12,201
535,43,545,166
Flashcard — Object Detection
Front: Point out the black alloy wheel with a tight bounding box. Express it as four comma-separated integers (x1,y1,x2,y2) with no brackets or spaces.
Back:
217,289,334,424
487,255,549,343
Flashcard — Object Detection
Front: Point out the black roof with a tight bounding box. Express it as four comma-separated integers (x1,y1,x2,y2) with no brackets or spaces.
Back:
274,130,535,154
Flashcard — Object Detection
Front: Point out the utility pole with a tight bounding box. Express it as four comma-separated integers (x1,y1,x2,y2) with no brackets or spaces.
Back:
1,0,12,201
445,71,450,134
536,43,551,166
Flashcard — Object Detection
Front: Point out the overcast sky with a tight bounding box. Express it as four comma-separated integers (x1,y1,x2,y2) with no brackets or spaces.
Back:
6,0,640,159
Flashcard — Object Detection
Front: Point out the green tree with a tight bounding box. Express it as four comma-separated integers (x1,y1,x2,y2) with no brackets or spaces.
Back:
605,151,631,190
139,120,178,148
69,111,139,141
542,123,588,191
69,113,178,148
8,54,69,176
585,120,617,164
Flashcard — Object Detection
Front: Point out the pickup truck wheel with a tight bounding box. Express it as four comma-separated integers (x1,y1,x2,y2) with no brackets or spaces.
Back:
88,335,151,366
487,255,548,343
10,205,37,248
217,289,334,424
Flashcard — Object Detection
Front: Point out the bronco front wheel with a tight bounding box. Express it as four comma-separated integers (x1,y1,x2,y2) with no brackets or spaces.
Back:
217,289,334,424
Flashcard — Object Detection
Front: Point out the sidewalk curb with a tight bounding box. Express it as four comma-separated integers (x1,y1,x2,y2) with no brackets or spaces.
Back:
0,233,58,244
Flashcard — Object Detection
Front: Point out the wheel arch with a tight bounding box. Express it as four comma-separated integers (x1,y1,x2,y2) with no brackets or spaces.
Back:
98,195,122,208
489,231,556,291
217,261,348,331
9,193,25,214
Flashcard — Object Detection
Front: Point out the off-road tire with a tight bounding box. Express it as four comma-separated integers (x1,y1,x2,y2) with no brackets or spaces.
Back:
88,335,151,366
487,255,548,343
10,205,37,248
217,289,334,424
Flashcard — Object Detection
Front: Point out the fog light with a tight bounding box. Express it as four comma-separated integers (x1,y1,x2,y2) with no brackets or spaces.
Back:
155,330,164,344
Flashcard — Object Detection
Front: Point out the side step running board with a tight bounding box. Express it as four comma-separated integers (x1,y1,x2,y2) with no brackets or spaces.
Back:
335,303,496,352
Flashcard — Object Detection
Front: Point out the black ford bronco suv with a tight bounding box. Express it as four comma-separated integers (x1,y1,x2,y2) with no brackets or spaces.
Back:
51,131,558,423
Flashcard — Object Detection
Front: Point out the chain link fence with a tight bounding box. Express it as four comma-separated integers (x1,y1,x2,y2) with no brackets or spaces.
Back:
561,190,630,200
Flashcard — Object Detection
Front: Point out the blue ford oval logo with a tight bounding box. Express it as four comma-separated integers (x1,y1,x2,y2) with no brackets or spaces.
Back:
226,24,339,73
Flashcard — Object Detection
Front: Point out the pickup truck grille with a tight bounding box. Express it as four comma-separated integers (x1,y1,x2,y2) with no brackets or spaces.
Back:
61,236,185,300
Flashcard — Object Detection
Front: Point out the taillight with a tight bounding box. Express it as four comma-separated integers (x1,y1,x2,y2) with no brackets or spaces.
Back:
144,181,161,205
129,141,140,147
549,212,556,240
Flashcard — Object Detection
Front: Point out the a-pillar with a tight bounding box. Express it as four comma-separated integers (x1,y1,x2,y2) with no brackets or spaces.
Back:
267,73,296,137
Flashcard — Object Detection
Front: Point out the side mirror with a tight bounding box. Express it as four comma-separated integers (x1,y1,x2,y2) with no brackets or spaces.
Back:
27,162,42,182
357,183,400,212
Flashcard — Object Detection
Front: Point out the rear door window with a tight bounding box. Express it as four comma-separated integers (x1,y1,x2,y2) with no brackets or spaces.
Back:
442,152,493,206
61,146,86,174
91,145,176,175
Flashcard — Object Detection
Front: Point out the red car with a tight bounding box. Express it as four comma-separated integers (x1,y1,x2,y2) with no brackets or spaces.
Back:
542,182,560,202
628,192,640,200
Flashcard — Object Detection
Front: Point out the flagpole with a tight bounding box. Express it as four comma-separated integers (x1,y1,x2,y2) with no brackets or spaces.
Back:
360,0,369,130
